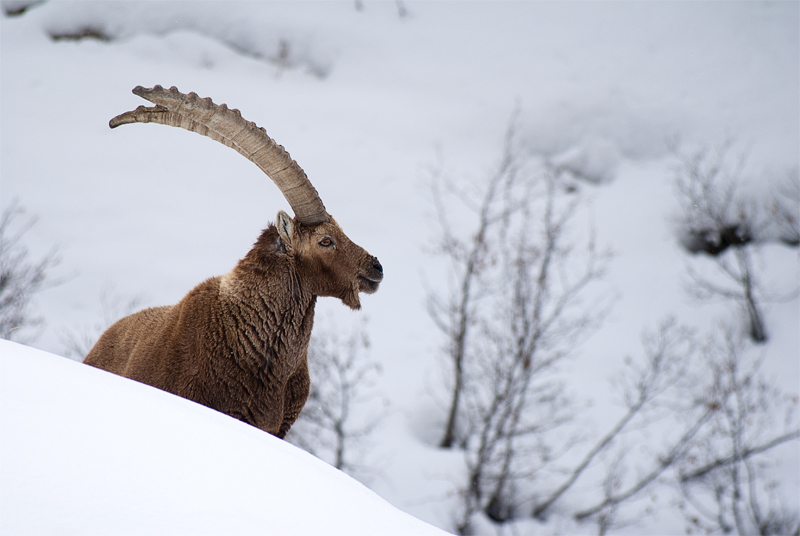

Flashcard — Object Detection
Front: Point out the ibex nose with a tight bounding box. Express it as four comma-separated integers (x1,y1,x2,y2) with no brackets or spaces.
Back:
372,257,383,275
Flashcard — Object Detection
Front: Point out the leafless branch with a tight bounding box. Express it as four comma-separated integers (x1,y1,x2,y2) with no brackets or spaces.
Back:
429,108,524,449
674,324,799,535
533,319,697,519
431,133,612,532
575,407,715,521
0,200,59,342
672,142,772,342
287,316,387,477
679,430,800,483
60,287,145,359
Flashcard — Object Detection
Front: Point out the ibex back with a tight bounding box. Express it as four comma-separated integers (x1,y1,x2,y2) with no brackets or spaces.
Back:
84,86,383,438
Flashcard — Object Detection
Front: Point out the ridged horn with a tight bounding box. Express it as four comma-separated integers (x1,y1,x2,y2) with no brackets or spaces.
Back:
110,85,329,225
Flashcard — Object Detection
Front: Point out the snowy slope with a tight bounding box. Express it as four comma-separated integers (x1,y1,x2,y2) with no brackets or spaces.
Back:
0,339,451,536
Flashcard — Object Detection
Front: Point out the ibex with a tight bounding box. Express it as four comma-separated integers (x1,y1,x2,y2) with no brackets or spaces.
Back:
84,85,383,438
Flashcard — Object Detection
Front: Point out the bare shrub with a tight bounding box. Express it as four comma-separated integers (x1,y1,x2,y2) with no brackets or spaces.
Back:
767,168,800,247
426,116,613,533
60,287,145,360
2,0,43,17
428,128,797,534
672,141,799,343
676,324,800,535
49,26,113,42
287,316,387,478
569,321,799,535
534,319,699,523
0,201,58,342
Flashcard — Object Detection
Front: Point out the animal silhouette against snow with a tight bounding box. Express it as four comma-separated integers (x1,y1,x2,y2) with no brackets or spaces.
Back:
84,85,383,438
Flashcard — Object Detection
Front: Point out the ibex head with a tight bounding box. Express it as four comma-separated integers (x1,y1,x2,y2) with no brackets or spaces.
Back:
272,210,382,309
111,85,382,309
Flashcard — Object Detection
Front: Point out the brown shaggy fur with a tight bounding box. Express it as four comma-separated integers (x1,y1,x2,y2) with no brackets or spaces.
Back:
84,212,382,438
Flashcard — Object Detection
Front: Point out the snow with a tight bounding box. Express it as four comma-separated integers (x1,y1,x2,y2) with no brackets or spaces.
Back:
1,1,797,534
0,339,450,536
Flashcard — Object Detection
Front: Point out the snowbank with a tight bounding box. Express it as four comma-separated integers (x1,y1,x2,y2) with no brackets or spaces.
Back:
0,339,450,535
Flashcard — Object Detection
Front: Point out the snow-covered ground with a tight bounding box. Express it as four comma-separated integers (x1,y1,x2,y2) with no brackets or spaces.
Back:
0,339,450,535
1,2,797,534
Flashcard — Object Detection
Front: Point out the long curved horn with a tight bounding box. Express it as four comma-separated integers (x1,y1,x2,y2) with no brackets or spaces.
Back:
110,85,329,225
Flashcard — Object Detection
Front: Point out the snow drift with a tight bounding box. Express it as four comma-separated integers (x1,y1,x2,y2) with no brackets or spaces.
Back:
0,339,450,535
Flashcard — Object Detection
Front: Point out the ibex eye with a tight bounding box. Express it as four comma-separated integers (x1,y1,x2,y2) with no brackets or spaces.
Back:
319,238,334,247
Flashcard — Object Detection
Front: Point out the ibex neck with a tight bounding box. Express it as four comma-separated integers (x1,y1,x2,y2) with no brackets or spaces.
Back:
221,263,315,314
218,265,317,370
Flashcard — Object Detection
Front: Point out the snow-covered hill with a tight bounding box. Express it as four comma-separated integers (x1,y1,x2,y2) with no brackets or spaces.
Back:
0,339,450,535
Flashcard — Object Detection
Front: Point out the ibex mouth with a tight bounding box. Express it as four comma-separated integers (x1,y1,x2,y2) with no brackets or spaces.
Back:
358,257,383,294
358,278,380,294
358,274,382,294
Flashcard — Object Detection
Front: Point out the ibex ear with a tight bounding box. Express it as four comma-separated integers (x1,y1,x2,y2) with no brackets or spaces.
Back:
276,210,294,250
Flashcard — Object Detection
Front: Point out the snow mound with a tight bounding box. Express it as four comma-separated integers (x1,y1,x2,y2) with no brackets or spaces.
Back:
0,339,450,536
549,137,621,184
